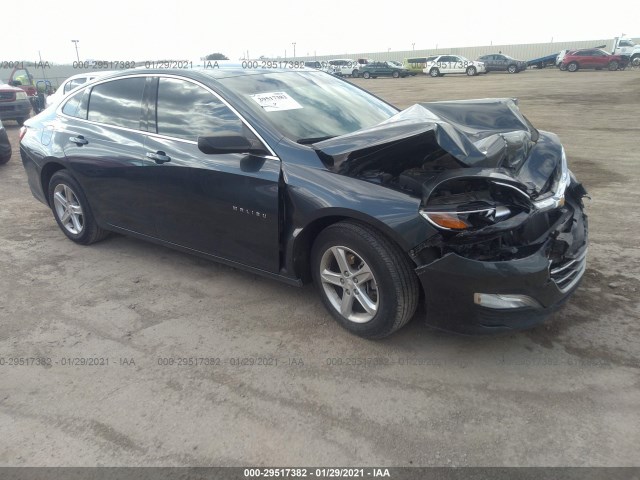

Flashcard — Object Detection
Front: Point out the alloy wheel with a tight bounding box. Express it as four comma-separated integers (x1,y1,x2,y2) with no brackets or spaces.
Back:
53,184,84,235
319,246,379,323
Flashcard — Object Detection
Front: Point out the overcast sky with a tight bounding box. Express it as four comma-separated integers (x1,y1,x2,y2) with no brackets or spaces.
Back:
5,0,640,62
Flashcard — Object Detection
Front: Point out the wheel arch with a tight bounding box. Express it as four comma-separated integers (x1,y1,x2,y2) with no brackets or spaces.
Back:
288,210,415,284
41,161,66,207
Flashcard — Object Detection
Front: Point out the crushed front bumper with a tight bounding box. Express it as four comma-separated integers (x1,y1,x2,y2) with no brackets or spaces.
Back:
415,192,588,334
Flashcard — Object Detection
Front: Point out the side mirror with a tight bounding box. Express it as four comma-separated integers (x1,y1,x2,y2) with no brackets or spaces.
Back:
197,134,269,156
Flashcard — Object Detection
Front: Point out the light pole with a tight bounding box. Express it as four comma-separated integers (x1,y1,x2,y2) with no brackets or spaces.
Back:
71,40,80,62
292,42,296,58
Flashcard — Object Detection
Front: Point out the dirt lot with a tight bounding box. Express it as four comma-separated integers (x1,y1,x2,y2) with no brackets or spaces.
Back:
0,68,638,467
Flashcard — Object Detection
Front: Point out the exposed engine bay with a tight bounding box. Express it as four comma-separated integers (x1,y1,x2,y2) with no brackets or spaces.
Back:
313,99,588,264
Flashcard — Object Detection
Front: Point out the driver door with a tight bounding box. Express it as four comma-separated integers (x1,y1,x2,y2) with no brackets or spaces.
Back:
142,77,281,272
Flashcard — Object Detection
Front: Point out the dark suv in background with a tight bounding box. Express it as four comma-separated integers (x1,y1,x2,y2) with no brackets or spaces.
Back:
0,83,32,126
477,54,527,73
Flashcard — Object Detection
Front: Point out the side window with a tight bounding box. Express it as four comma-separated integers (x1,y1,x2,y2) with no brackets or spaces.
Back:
156,78,244,141
62,88,89,119
87,77,145,130
65,78,87,94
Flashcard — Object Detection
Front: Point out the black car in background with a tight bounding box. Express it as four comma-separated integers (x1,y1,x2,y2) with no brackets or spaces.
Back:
0,120,11,164
360,61,411,78
478,54,527,73
304,61,324,69
19,68,588,338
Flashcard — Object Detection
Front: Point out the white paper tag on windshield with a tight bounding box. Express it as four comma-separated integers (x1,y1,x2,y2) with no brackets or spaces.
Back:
250,92,303,112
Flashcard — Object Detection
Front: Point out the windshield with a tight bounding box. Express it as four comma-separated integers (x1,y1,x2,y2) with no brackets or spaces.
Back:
219,71,398,142
388,61,403,67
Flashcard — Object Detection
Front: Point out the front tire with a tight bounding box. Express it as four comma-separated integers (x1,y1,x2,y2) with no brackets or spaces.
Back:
311,221,419,339
362,71,371,79
429,67,440,77
48,170,109,245
608,61,619,71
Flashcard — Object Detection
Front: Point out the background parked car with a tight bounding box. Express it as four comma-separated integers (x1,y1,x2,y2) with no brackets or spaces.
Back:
327,59,359,77
304,61,323,69
423,55,486,76
403,56,437,75
360,61,410,78
0,83,32,126
0,120,11,164
477,53,527,73
46,72,115,107
561,49,625,72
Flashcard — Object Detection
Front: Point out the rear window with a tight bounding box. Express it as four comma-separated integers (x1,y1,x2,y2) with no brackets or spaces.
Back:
87,78,145,129
61,88,89,119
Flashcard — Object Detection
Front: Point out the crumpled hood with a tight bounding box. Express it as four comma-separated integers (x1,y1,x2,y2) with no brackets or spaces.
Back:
313,99,559,195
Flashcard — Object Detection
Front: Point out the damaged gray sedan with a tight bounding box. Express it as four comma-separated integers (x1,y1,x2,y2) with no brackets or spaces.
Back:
21,68,587,338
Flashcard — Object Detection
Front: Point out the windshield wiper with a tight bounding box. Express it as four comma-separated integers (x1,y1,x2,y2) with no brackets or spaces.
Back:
297,136,336,145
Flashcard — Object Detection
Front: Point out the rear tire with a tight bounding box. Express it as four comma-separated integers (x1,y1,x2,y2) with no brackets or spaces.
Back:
567,62,579,72
507,64,517,73
16,118,26,126
392,71,400,78
362,71,370,79
352,69,359,78
608,61,619,71
311,221,419,339
466,66,477,76
48,170,109,245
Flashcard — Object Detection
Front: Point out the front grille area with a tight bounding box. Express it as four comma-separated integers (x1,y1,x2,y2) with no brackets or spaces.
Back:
0,92,16,102
550,248,587,292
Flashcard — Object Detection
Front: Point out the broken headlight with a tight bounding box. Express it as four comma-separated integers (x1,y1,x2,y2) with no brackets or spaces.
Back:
420,178,531,231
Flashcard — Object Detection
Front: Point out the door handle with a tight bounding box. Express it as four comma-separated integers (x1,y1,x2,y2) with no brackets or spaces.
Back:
146,151,171,164
69,135,88,146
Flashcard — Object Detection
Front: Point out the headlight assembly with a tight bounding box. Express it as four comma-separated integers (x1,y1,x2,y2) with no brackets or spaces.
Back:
420,178,531,232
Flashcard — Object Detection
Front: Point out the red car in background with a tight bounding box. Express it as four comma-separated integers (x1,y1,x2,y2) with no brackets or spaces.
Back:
561,48,625,72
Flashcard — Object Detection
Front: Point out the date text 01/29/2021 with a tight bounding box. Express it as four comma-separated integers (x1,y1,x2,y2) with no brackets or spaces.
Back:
243,468,391,477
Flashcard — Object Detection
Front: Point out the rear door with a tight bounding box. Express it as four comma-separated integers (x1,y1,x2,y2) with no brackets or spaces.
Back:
578,50,594,68
60,77,156,235
142,76,281,272
494,54,507,71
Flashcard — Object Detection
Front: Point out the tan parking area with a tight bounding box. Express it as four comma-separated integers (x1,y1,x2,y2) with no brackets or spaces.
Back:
0,68,638,466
